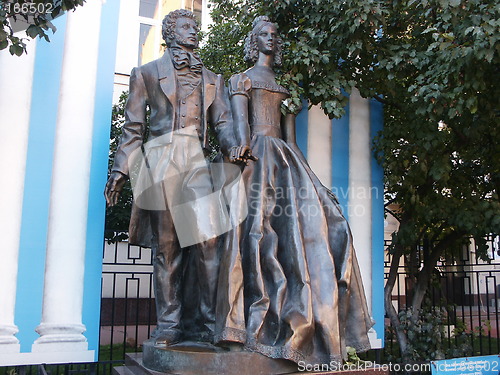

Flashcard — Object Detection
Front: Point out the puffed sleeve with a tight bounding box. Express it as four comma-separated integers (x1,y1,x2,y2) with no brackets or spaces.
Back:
228,73,252,98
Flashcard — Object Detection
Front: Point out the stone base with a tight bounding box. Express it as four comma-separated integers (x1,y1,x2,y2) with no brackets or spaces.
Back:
134,339,296,375
0,342,20,354
113,341,389,375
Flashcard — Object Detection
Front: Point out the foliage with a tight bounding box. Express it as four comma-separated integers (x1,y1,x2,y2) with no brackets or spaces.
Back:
198,3,248,82
345,346,372,368
400,306,473,362
0,0,85,56
200,0,383,117
399,306,446,362
384,302,498,363
374,0,499,257
201,0,499,362
373,0,499,361
105,91,133,243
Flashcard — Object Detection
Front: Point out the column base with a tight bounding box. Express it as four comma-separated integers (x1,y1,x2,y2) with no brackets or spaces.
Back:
367,328,382,348
0,343,20,354
0,350,95,366
0,324,20,352
32,323,88,353
32,340,88,353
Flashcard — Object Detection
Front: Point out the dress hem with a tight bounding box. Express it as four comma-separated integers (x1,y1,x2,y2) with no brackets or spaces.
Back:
215,328,348,365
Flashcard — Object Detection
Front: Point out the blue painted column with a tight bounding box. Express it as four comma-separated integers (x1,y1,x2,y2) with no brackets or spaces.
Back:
331,103,350,215
31,1,103,357
14,15,68,355
370,98,385,346
83,0,121,357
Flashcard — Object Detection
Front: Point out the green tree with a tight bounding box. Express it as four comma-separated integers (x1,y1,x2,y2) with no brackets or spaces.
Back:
105,91,133,243
200,0,499,363
0,0,85,56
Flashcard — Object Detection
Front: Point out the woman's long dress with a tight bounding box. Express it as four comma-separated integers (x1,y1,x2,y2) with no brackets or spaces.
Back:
215,73,374,365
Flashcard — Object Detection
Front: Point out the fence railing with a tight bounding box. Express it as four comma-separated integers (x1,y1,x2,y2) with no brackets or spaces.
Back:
381,235,500,362
1,235,498,375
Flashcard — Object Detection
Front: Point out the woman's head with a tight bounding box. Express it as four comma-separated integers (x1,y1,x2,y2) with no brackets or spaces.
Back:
244,16,283,66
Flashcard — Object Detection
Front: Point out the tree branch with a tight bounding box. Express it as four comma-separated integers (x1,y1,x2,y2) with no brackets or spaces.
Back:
384,196,398,207
373,95,403,110
385,206,402,223
411,230,465,314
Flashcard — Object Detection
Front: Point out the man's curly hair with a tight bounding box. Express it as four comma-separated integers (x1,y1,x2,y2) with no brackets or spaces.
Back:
162,9,198,47
244,16,283,66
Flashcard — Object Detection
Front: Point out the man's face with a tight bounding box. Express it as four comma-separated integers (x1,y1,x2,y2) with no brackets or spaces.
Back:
173,17,199,50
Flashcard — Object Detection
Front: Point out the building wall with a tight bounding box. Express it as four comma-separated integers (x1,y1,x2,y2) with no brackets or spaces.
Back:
0,0,120,365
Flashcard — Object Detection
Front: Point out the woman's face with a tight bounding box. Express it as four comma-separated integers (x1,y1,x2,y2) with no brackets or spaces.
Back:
256,24,278,55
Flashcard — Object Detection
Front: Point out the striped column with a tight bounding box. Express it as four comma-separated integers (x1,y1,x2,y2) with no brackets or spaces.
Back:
32,1,103,353
305,90,384,348
201,0,213,32
307,105,333,186
348,88,373,307
0,38,37,354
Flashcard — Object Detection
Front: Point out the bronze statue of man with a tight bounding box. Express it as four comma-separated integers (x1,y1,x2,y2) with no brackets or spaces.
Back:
104,9,237,346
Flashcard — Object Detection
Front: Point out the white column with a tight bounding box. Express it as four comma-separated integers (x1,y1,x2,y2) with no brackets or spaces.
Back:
32,1,102,353
0,39,37,353
114,0,139,74
201,0,213,32
307,104,332,186
348,88,372,308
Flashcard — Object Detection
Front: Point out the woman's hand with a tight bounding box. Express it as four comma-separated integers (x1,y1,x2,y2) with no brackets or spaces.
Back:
229,145,258,165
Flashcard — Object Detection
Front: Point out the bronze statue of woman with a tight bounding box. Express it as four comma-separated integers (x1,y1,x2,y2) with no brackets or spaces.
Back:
215,16,374,365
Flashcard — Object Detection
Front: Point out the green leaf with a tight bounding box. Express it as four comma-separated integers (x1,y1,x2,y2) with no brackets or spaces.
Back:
26,25,41,39
9,44,24,56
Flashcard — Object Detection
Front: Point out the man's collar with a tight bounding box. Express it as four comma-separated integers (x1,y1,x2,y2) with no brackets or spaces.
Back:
169,42,195,54
169,46,203,73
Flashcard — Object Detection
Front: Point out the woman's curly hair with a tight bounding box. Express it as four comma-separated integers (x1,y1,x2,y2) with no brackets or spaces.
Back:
244,16,283,66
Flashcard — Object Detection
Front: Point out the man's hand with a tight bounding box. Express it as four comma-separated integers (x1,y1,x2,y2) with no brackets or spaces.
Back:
229,145,258,165
104,171,128,207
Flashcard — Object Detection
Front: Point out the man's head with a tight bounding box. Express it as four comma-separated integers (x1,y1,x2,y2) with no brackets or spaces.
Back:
162,9,199,49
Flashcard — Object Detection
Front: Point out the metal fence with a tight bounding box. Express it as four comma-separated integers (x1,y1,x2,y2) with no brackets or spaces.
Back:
381,235,500,365
100,239,155,359
2,235,499,375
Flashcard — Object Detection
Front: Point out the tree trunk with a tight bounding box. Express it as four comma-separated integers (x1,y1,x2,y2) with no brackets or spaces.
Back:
385,227,465,362
384,244,412,362
411,231,464,316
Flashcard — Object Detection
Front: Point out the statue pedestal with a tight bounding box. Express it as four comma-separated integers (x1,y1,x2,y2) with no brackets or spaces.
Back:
113,340,389,375
114,339,297,375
